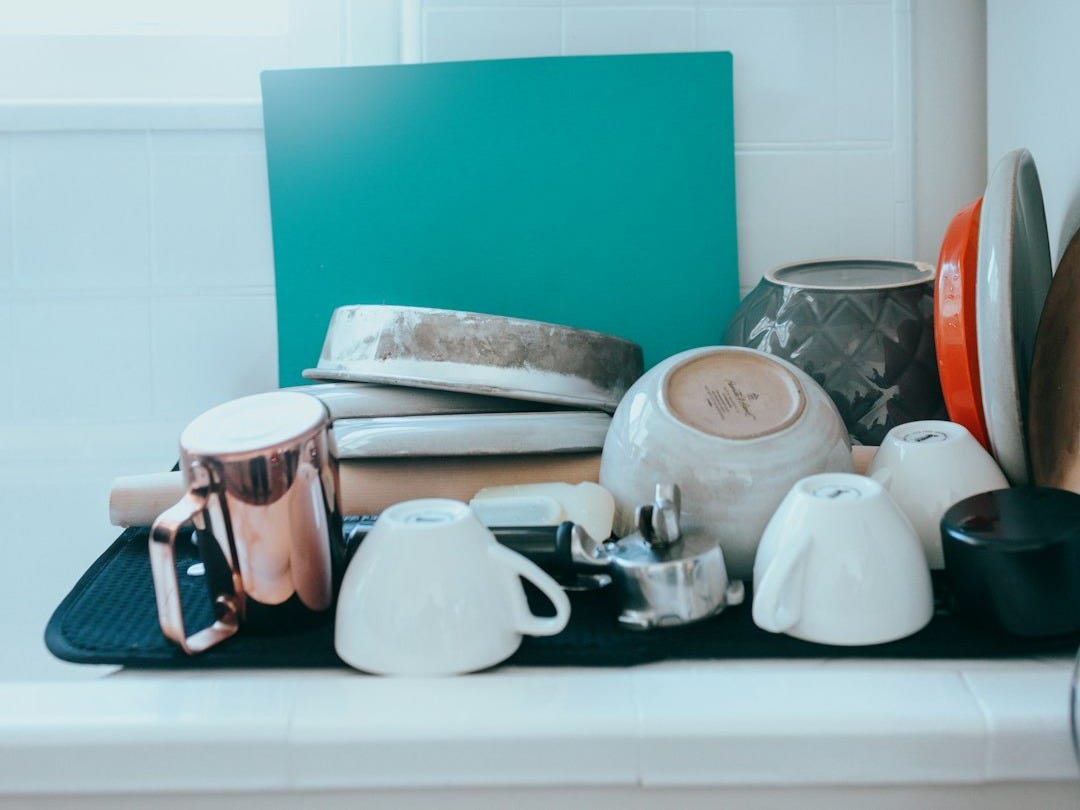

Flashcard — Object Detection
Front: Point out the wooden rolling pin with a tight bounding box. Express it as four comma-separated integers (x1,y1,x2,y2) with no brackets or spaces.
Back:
108,454,603,528
851,444,877,476
109,472,187,528
110,447,878,528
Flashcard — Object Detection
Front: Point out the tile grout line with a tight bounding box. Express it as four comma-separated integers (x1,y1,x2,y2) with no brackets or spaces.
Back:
559,2,567,54
693,0,702,51
341,0,352,64
736,141,894,153
283,676,303,791
958,670,995,782
890,0,915,257
146,129,157,291
1,138,8,412
830,3,840,255
6,138,16,420
143,129,160,418
628,669,647,788
8,134,17,289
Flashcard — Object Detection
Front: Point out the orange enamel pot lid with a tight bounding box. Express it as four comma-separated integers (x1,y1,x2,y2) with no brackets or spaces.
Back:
935,197,990,448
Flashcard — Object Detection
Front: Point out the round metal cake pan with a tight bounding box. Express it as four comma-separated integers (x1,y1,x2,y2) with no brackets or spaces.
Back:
302,305,644,412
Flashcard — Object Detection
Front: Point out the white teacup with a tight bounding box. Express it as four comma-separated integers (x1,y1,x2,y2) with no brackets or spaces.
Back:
752,473,933,646
335,499,571,676
867,420,1009,569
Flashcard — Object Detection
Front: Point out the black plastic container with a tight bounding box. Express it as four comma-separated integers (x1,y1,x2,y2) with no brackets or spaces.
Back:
941,486,1080,636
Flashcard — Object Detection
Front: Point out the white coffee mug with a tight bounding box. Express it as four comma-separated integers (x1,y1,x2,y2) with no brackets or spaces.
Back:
867,420,1008,569
752,473,933,646
335,499,571,676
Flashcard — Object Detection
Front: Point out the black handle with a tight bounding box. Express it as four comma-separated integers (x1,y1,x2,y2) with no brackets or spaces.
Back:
491,522,575,574
343,517,576,574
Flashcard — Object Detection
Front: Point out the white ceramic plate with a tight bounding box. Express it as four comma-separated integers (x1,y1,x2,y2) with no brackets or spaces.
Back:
331,411,611,458
975,148,1053,485
283,382,552,420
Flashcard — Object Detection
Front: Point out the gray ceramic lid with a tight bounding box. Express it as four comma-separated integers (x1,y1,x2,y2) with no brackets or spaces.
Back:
765,259,935,291
942,487,1080,552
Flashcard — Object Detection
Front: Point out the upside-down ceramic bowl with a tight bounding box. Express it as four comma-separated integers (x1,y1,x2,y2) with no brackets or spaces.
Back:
723,258,945,446
599,346,853,580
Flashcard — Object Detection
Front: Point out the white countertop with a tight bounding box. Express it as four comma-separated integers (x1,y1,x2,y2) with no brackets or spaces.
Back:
1,423,1078,807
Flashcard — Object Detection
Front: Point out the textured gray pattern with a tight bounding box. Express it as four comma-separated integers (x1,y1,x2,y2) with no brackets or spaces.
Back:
724,280,944,445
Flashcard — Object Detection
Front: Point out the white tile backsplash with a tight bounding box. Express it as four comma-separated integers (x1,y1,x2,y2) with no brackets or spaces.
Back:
347,0,401,65
11,132,150,291
833,149,899,256
424,7,563,63
563,7,696,56
150,294,277,421
150,131,273,288
0,0,936,429
735,150,840,284
961,669,1080,781
698,4,837,143
836,3,895,141
12,298,152,422
150,129,265,155
736,148,897,283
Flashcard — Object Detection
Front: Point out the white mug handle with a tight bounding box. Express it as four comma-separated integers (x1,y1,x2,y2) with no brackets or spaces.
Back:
752,529,812,634
489,544,571,637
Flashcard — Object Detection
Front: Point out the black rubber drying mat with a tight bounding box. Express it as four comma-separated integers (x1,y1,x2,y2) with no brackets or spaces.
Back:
46,526,1080,669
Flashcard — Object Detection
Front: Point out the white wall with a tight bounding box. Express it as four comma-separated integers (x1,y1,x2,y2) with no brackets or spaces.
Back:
419,0,912,298
0,0,985,452
987,0,1080,266
912,0,987,264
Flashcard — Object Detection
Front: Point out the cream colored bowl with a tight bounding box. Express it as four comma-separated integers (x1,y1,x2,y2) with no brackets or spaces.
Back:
599,346,853,580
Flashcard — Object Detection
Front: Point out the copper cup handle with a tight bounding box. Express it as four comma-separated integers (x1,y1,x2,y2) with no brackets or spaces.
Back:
149,471,240,655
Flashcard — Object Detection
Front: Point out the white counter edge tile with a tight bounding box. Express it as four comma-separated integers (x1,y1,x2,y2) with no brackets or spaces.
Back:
0,661,1076,795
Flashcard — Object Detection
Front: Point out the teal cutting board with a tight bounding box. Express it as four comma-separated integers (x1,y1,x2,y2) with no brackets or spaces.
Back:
261,52,737,386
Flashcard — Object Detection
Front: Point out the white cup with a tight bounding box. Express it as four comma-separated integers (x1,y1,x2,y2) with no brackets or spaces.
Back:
867,420,1009,569
752,473,933,646
335,499,571,676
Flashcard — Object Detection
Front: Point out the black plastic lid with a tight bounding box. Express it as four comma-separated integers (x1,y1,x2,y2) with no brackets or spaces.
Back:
941,486,1080,552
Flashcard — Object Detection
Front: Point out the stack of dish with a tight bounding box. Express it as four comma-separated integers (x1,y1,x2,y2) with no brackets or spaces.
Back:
298,305,645,513
934,148,1054,486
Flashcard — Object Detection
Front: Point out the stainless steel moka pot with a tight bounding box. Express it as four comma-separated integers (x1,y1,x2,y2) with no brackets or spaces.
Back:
561,484,745,628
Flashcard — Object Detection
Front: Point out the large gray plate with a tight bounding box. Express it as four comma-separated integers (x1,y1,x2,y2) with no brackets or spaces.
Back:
976,149,1052,485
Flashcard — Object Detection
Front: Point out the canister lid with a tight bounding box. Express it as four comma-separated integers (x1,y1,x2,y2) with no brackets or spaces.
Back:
765,258,934,291
941,486,1080,552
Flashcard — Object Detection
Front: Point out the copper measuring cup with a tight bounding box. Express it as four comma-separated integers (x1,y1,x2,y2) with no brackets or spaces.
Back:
150,391,343,654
